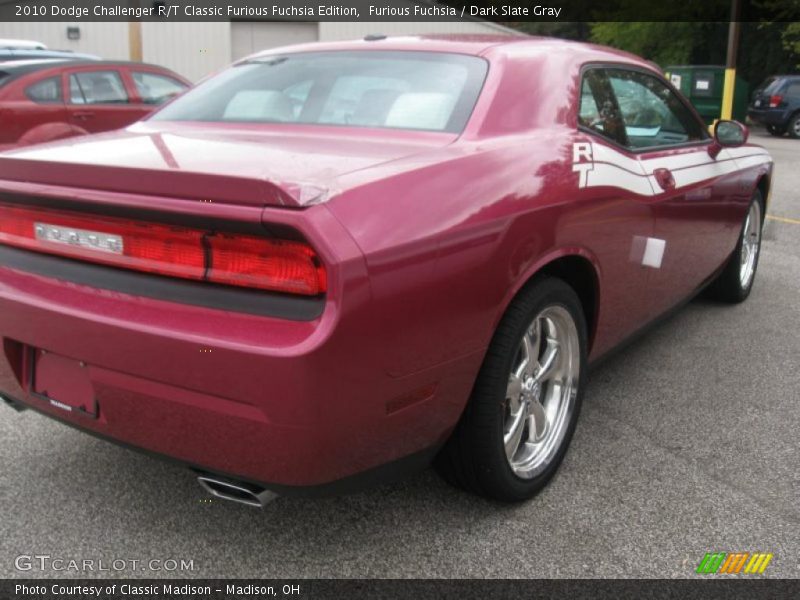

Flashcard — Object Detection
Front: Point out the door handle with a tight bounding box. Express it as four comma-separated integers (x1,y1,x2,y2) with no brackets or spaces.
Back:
73,111,95,120
654,168,676,191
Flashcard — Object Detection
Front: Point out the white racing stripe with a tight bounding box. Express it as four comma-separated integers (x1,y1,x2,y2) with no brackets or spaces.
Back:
583,162,655,196
574,140,772,197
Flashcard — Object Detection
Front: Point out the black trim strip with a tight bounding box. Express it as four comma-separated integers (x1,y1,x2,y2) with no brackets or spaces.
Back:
0,245,324,321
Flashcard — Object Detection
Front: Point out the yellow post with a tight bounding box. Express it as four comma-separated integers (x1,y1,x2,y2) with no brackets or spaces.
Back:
721,68,736,120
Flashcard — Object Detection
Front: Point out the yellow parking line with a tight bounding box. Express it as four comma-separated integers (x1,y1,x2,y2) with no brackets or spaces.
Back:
766,214,800,225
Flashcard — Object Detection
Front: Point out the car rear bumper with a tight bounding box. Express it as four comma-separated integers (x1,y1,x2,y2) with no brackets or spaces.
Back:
0,248,481,494
747,108,789,127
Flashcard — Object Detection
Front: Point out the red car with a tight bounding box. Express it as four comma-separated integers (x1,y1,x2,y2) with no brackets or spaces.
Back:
0,36,773,504
0,59,189,151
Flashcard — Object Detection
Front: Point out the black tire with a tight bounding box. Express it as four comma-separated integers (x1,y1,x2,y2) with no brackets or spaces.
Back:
766,124,786,137
708,190,764,303
435,277,587,502
788,113,800,139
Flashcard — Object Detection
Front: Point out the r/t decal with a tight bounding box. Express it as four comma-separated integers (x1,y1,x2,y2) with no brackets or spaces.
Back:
572,142,593,188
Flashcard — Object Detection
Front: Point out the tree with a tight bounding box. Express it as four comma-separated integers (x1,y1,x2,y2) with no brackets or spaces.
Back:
589,22,704,68
782,22,800,66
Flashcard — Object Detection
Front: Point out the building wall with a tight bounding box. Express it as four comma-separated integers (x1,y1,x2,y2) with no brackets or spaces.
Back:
142,22,231,82
230,21,318,61
0,21,129,60
1,19,516,82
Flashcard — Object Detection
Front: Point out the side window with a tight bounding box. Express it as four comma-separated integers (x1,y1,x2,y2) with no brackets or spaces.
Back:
785,82,800,98
69,71,129,105
25,77,62,104
578,68,628,146
605,68,707,149
131,71,187,105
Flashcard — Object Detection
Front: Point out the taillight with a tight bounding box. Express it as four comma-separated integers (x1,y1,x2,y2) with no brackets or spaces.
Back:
769,94,783,108
207,234,327,295
0,202,326,296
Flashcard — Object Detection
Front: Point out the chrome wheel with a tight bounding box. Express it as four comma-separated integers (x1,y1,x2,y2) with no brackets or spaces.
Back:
503,305,580,479
739,201,762,289
793,117,800,137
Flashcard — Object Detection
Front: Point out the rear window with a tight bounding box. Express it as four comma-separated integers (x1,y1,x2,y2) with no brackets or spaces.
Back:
131,71,187,104
755,77,783,96
151,51,488,133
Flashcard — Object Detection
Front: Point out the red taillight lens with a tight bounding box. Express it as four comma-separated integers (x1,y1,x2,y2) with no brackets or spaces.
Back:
0,202,326,296
208,234,326,296
0,203,206,280
769,94,783,108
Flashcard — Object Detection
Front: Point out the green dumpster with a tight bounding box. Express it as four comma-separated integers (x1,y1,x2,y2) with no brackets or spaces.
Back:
664,65,749,125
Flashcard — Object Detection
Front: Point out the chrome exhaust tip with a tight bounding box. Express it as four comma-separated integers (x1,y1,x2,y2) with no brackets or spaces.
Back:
197,475,278,508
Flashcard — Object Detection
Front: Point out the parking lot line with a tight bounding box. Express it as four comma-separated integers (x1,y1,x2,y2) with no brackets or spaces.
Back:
766,214,800,225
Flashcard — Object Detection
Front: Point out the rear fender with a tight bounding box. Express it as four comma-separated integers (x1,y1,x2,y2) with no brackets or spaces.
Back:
491,245,602,336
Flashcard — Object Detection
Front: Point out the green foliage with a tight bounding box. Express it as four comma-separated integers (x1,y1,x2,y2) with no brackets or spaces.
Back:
506,22,591,41
783,22,800,66
590,22,702,68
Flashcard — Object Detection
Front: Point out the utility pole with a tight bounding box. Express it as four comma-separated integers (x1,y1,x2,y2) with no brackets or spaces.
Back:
721,0,742,121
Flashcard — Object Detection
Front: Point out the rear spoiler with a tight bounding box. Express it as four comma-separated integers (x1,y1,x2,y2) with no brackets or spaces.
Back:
0,156,320,208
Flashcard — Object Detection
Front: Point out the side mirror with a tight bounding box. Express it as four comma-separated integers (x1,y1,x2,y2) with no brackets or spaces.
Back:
708,120,749,159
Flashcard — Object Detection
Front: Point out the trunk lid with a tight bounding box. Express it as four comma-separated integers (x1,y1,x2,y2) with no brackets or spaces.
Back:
0,122,455,207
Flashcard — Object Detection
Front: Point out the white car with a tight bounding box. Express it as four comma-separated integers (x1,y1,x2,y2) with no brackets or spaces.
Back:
0,39,47,50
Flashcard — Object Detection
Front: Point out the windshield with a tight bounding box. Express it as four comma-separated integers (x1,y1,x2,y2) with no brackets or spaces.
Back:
152,51,488,133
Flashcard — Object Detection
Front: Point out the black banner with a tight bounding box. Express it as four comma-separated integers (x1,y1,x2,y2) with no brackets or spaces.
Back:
1,0,799,22
3,579,800,600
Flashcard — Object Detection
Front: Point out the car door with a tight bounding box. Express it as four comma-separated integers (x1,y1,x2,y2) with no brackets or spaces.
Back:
575,67,657,355
603,67,739,316
64,67,142,134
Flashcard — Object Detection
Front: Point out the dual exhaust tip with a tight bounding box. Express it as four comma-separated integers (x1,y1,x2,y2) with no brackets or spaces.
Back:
3,396,275,507
197,474,278,508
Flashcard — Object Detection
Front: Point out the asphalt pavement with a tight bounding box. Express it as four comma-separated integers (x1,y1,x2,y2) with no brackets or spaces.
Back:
1,130,798,579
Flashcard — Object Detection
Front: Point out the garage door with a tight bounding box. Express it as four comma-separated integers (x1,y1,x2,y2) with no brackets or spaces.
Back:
231,22,319,60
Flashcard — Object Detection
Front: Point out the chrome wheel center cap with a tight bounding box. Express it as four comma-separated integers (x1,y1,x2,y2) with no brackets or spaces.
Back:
522,378,540,403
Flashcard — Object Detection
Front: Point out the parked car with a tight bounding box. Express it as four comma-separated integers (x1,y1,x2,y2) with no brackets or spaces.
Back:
748,74,800,138
0,36,772,505
0,60,190,150
0,39,48,50
0,48,99,62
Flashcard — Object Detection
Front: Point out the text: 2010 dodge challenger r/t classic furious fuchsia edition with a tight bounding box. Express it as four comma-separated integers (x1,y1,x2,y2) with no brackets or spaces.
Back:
0,36,773,505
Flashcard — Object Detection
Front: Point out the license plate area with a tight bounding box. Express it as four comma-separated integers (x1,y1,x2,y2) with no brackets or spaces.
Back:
28,348,97,418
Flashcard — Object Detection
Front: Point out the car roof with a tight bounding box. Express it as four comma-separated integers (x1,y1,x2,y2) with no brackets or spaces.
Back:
0,59,181,75
0,39,47,50
243,34,651,71
0,49,99,60
0,59,188,86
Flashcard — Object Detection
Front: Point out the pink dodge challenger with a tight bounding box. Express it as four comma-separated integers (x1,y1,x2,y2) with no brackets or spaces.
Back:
0,36,773,505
